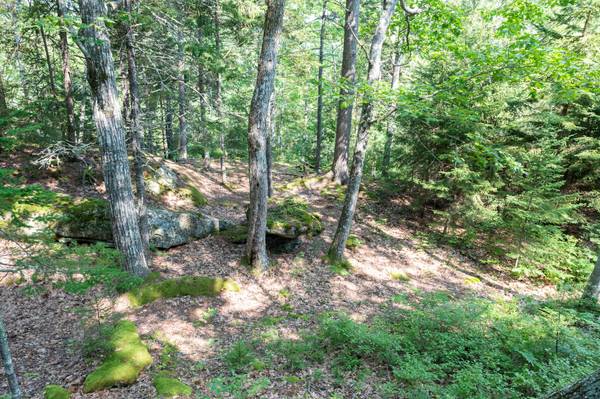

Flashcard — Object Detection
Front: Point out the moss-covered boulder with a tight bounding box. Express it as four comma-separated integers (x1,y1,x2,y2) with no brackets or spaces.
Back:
83,320,152,393
153,374,193,398
145,164,179,196
55,199,234,249
44,385,71,399
267,197,323,239
127,276,240,307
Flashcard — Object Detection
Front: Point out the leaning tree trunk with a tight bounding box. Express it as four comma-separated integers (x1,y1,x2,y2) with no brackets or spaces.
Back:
78,0,150,276
214,0,227,183
331,0,360,185
57,0,77,144
123,0,149,253
40,25,58,98
382,29,401,177
582,252,600,302
315,0,327,173
329,0,398,261
545,368,600,399
246,0,285,270
177,24,188,161
0,315,22,399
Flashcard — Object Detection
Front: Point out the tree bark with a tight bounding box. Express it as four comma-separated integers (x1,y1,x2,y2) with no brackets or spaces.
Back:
582,253,600,302
329,0,398,261
332,0,360,185
545,368,600,398
0,315,22,399
266,90,276,197
382,29,401,177
57,0,77,144
214,0,227,183
315,0,327,173
0,73,8,117
164,91,174,159
177,24,188,161
78,0,150,276
196,13,208,156
246,0,285,270
123,0,149,254
40,25,58,98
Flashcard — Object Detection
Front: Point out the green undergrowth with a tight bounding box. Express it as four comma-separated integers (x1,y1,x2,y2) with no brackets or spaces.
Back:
179,185,208,207
153,373,193,398
219,293,600,398
44,385,70,399
127,274,240,307
324,252,353,275
345,234,362,250
83,320,152,393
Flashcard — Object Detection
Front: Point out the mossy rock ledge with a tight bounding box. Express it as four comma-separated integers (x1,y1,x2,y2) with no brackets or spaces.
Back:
83,320,152,393
55,199,235,249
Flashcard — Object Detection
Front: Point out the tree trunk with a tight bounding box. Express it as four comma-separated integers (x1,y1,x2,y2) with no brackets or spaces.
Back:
123,0,149,254
329,0,398,261
0,73,8,117
57,0,77,144
12,0,28,99
332,0,360,185
382,29,401,177
582,253,600,302
315,0,327,173
177,25,188,161
196,13,208,155
40,25,58,98
214,0,227,183
164,91,174,159
545,368,600,398
0,315,21,399
78,0,150,276
246,0,285,270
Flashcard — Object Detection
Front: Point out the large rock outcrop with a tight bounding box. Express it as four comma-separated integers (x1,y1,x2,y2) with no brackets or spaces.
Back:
55,199,233,249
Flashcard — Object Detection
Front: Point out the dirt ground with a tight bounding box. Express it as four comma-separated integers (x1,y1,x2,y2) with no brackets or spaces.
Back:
0,156,557,398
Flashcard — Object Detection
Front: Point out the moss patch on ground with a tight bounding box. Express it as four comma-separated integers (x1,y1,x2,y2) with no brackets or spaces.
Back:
153,374,193,398
127,276,240,307
178,185,208,207
218,224,248,244
267,197,323,237
83,320,152,393
44,385,70,399
346,234,362,250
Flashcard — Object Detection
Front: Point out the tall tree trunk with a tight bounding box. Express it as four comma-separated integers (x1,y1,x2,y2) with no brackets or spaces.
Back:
165,91,174,159
315,0,327,173
196,13,208,154
57,0,77,144
0,315,21,399
78,0,150,276
119,48,130,129
123,0,149,254
214,0,227,183
40,25,58,98
12,0,28,99
177,24,188,161
331,0,360,185
246,0,285,270
382,30,401,177
329,0,398,261
545,368,600,398
583,253,600,302
0,73,8,117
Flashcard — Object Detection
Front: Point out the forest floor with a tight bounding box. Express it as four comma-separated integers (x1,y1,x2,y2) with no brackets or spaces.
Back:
0,154,558,398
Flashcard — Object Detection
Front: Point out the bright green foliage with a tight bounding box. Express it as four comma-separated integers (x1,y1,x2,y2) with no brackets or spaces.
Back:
249,293,600,398
153,373,193,398
83,320,152,393
223,340,257,371
43,385,70,399
127,276,240,307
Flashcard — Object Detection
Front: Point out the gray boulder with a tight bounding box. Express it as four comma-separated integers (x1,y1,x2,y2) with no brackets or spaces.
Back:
55,199,233,249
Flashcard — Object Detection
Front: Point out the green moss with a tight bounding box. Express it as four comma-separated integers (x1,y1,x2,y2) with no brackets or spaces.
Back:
83,320,152,393
153,374,193,398
325,252,353,276
127,276,240,307
179,185,208,207
346,234,362,250
218,224,248,244
267,197,323,236
390,271,410,282
44,385,70,399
